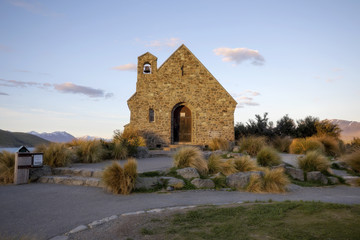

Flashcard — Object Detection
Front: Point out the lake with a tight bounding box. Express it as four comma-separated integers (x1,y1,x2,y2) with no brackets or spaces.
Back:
0,147,35,153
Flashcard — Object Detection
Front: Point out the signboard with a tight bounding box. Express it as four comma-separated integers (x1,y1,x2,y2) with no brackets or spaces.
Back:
32,154,43,167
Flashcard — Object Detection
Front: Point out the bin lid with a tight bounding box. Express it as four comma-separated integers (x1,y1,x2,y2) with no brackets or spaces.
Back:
18,146,30,153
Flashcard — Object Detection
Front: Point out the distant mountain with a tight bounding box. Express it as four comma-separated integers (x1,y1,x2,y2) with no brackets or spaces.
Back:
29,131,76,143
78,135,111,142
329,119,360,142
0,129,50,147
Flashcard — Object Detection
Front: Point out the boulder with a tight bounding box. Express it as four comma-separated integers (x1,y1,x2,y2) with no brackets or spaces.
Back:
136,146,150,158
160,177,185,189
135,177,159,190
176,167,200,180
307,171,328,184
328,176,340,185
202,151,213,160
226,171,264,189
29,165,52,182
232,146,240,153
191,178,215,189
285,166,304,181
342,176,360,186
331,161,349,170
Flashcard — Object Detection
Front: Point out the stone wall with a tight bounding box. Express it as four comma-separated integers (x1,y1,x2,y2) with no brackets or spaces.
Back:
126,45,237,146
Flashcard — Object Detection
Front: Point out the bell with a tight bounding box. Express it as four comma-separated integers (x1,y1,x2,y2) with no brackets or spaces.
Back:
144,66,151,73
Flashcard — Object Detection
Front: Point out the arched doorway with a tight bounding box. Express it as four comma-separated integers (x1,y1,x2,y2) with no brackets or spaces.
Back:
172,104,192,143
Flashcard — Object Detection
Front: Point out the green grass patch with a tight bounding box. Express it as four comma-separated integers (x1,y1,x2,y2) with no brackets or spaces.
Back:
145,201,360,240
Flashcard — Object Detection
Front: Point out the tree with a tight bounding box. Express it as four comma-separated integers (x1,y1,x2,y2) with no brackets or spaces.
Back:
296,116,319,138
274,114,296,137
315,119,341,138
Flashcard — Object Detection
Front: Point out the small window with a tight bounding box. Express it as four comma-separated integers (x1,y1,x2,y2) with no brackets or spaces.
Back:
143,63,151,74
149,108,154,122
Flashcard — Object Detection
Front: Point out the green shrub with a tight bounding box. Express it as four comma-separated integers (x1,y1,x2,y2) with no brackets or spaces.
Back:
102,158,138,195
173,147,208,175
343,149,360,172
315,136,340,157
35,143,72,167
233,155,257,172
262,168,289,193
207,154,222,174
298,151,330,173
209,138,230,151
237,136,266,156
289,138,325,154
0,151,15,184
272,136,292,153
74,139,106,163
257,147,281,167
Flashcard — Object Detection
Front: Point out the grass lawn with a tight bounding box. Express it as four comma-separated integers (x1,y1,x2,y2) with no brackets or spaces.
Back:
140,201,360,240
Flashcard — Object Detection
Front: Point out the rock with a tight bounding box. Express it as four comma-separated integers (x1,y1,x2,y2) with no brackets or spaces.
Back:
210,172,224,179
202,151,213,160
166,186,174,191
191,178,215,189
232,146,240,152
271,163,286,170
176,167,200,180
160,177,185,189
136,146,150,158
29,165,52,182
343,176,360,186
135,177,159,190
331,161,349,170
285,166,304,181
285,183,303,192
328,177,340,185
226,171,264,189
227,153,243,158
307,171,328,184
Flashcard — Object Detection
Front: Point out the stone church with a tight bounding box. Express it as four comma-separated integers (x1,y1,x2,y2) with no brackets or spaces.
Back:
126,44,237,147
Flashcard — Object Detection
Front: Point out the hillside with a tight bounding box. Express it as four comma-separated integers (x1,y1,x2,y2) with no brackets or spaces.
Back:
0,129,50,147
329,119,360,142
29,131,75,143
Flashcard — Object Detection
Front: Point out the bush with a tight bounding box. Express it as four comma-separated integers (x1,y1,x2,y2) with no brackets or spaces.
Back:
315,136,340,157
257,147,281,167
246,174,263,193
298,151,330,173
272,136,292,153
173,147,208,175
102,158,138,195
237,136,267,156
113,127,146,156
233,155,257,172
343,150,360,172
207,154,222,174
262,168,289,193
209,138,230,151
35,143,72,167
289,138,325,154
0,151,15,184
112,142,128,160
221,159,237,176
74,139,106,163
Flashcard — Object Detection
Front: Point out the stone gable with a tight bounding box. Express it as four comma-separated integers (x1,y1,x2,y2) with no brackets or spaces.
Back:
126,44,237,146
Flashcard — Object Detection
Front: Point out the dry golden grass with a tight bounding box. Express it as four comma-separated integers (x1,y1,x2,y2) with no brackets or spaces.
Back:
314,136,341,157
173,147,208,175
289,138,325,154
298,151,330,173
207,154,223,174
112,142,128,160
343,149,360,172
257,146,281,167
237,136,267,156
221,159,237,176
0,151,15,184
262,168,289,193
75,139,106,163
209,138,230,151
233,155,258,172
272,136,293,153
246,174,263,193
35,143,72,167
122,158,138,194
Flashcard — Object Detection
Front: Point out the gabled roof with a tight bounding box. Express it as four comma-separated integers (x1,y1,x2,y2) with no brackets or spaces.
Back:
138,51,157,60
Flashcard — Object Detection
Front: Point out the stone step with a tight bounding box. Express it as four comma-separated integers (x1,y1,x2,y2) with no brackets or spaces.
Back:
52,168,103,178
38,175,104,188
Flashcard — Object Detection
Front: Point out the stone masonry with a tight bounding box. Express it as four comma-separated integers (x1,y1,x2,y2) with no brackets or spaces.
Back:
126,44,237,146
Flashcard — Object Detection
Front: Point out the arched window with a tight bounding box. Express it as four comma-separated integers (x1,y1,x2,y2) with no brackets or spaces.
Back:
143,63,151,74
149,108,154,122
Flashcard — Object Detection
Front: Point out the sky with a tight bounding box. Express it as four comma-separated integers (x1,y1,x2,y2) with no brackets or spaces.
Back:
0,0,359,139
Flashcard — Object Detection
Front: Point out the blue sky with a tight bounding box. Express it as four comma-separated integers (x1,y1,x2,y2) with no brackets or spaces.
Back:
0,0,359,139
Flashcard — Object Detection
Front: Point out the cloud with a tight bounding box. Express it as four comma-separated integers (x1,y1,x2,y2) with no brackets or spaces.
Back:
232,90,260,108
0,78,113,99
213,47,265,66
112,63,137,71
0,92,9,96
7,0,61,17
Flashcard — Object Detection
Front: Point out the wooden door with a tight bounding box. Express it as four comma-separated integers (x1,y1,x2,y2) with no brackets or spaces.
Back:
173,105,191,142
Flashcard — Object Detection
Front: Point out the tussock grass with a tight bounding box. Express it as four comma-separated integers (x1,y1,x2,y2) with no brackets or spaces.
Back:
315,136,341,157
246,174,263,193
209,138,230,151
237,136,266,156
112,142,128,160
233,155,258,172
74,139,106,163
173,147,208,175
35,143,72,167
298,151,330,173
207,154,222,174
262,168,289,193
289,138,325,154
221,159,237,176
343,149,360,172
0,151,15,184
272,136,292,153
102,158,138,195
257,146,281,167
